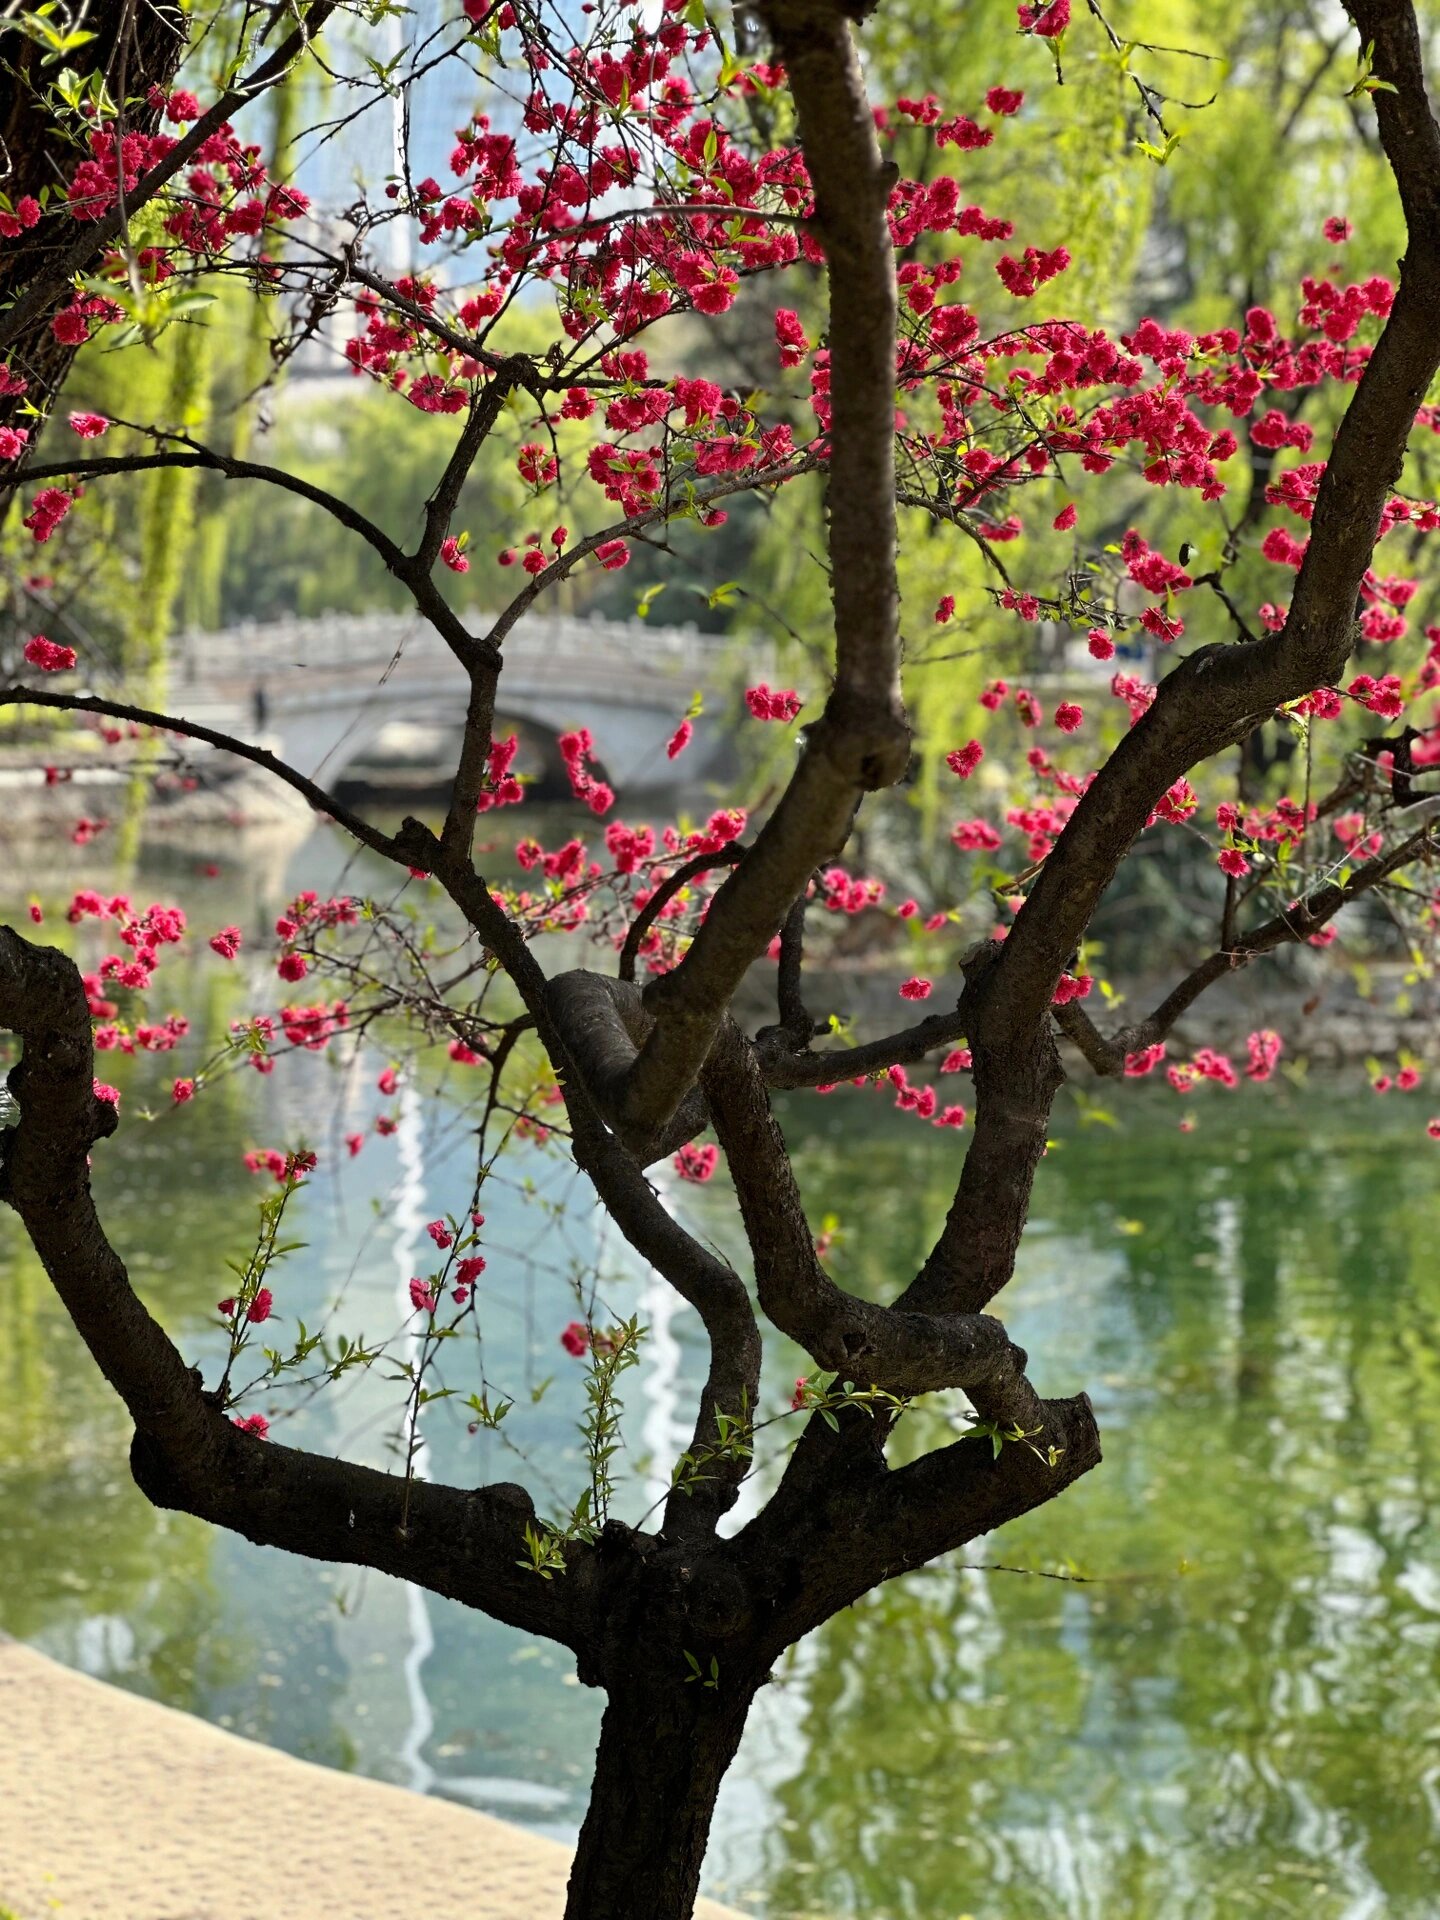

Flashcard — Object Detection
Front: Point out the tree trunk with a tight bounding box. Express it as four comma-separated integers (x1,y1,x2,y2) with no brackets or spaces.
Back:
563,1672,757,1920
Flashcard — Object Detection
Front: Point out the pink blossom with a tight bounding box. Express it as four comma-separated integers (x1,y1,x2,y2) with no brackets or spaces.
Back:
952,819,1002,852
440,535,470,572
23,634,76,672
946,740,984,778
232,1413,270,1439
247,1288,273,1324
1244,1030,1282,1082
745,683,803,722
899,976,932,1001
172,1078,195,1103
666,719,693,759
1054,702,1084,733
561,1320,590,1356
68,412,109,438
426,1219,454,1249
276,952,308,982
1018,0,1069,33
674,1142,719,1182
208,926,242,959
409,1277,439,1314
1218,848,1250,877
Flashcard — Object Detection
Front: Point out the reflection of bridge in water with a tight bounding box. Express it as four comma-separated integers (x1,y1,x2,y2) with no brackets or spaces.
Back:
174,611,754,795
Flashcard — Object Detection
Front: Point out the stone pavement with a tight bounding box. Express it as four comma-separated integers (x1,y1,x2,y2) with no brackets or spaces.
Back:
0,1639,747,1920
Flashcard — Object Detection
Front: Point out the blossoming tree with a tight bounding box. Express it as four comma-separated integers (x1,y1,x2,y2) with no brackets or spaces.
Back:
3,0,1440,1913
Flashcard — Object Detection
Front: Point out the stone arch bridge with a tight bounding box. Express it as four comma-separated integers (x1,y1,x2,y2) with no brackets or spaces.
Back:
173,610,757,795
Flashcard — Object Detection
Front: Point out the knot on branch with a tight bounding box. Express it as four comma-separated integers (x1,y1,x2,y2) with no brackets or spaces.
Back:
547,970,710,1163
808,704,913,794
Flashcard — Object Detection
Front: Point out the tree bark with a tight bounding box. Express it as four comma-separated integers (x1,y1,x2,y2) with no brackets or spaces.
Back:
0,2,186,466
563,1673,758,1920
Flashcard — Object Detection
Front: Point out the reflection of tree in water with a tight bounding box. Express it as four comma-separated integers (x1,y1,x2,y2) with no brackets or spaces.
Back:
760,1090,1440,1919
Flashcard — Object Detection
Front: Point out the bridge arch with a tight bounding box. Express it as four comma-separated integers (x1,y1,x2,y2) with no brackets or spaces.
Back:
175,610,762,798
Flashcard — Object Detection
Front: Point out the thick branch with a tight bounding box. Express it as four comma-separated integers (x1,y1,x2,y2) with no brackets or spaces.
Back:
603,0,911,1139
703,1022,1036,1399
739,1388,1101,1661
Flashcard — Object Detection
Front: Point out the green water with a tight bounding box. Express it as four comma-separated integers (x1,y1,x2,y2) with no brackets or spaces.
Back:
2,825,1439,1919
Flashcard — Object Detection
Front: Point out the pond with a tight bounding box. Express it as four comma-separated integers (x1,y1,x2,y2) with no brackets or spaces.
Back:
2,820,1439,1920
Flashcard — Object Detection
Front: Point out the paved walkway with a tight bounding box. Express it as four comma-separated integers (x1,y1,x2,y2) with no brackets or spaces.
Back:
0,1640,747,1920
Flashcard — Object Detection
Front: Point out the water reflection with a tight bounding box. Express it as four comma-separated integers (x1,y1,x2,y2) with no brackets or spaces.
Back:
2,826,1438,1916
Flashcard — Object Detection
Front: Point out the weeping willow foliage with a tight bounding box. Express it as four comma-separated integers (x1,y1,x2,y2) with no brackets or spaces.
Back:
124,317,215,704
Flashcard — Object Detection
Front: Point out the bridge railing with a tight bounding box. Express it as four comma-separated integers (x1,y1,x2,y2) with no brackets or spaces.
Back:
175,611,742,691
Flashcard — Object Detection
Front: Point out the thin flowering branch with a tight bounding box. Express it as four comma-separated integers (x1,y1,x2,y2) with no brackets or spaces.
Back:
1059,815,1440,1073
411,366,528,578
617,845,747,984
482,453,819,652
14,447,413,584
15,437,505,686
0,685,401,860
397,822,762,1536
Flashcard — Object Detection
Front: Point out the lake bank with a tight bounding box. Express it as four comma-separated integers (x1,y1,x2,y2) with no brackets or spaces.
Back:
0,1638,748,1920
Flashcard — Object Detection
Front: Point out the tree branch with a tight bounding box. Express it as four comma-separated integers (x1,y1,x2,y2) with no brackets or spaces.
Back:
703,1021,1040,1400
611,0,912,1140
0,925,585,1645
1059,816,1440,1073
617,847,746,985
0,685,399,860
15,447,411,580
